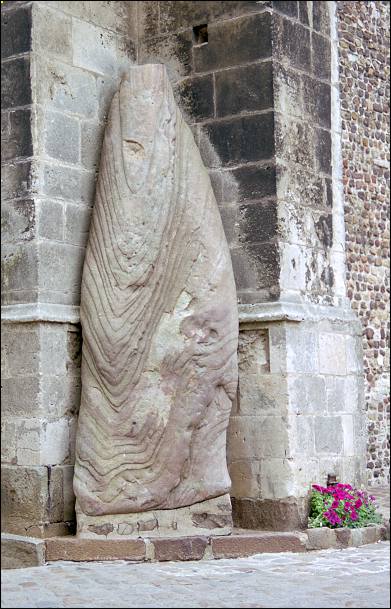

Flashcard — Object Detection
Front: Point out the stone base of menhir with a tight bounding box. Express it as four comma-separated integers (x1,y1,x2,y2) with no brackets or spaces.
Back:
76,494,233,539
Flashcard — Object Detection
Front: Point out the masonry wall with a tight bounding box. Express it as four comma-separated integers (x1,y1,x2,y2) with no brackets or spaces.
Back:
338,1,390,486
138,0,366,530
1,0,371,535
1,0,136,536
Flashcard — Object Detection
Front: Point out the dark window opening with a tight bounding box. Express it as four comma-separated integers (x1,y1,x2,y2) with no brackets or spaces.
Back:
193,24,208,45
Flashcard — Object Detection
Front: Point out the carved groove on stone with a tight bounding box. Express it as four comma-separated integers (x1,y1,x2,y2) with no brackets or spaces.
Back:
73,65,238,525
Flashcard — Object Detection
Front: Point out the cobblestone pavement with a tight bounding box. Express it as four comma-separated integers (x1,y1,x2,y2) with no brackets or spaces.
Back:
1,541,389,608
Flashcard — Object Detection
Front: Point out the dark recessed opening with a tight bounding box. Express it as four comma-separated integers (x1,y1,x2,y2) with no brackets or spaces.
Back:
193,24,208,45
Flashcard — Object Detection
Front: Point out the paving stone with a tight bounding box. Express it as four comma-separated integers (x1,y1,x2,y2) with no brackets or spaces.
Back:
1,543,389,608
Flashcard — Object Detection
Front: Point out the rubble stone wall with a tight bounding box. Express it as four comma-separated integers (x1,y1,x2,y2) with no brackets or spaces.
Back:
338,0,390,486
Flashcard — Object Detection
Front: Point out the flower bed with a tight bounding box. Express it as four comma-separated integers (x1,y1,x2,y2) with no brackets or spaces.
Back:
308,483,383,529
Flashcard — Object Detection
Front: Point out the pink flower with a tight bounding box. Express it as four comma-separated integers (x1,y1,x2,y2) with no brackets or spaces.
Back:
350,510,358,521
332,499,340,509
324,509,342,526
355,499,363,509
312,484,327,493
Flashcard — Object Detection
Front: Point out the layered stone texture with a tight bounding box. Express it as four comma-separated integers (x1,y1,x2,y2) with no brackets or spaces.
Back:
74,66,238,537
338,1,390,486
1,0,137,537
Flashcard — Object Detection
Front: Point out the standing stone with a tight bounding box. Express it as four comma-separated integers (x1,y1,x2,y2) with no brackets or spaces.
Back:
73,65,238,538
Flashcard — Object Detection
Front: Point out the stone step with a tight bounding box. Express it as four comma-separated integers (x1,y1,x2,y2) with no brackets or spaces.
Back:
2,524,389,569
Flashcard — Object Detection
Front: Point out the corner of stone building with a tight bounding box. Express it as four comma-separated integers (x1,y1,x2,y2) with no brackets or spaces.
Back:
1,0,137,538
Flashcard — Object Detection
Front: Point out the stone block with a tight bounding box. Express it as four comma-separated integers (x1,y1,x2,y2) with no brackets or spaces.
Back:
223,163,276,202
319,333,347,375
361,526,382,546
88,1,135,35
36,199,64,241
335,527,353,548
1,534,45,569
341,414,355,457
1,465,49,533
302,75,331,129
32,3,72,59
273,1,298,18
4,324,40,376
175,74,214,122
286,325,319,374
1,4,32,59
276,163,326,210
62,465,76,522
140,31,193,80
345,335,363,375
203,112,274,167
64,203,92,247
215,62,273,117
230,242,280,292
152,537,208,562
41,163,95,204
306,527,337,550
1,199,36,244
325,376,353,413
15,419,42,466
193,12,272,73
45,1,90,20
312,31,331,81
1,161,33,201
43,111,80,165
212,532,305,558
1,419,17,464
228,460,262,498
40,324,68,376
260,459,296,499
237,373,289,417
72,20,119,76
294,415,315,455
315,416,343,454
45,537,146,562
41,419,70,466
1,108,32,162
273,64,303,119
312,1,330,36
232,496,309,530
38,241,85,305
35,59,98,118
239,201,278,245
80,121,105,170
298,1,309,25
158,0,267,35
229,415,290,459
273,14,311,73
288,375,327,415
275,117,315,169
1,56,31,108
280,243,308,293
315,128,332,175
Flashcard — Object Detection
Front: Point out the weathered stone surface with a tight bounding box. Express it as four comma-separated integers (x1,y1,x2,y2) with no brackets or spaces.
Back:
1,534,45,569
212,531,306,558
152,536,208,562
232,497,309,531
76,495,233,539
45,537,146,562
74,65,238,531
